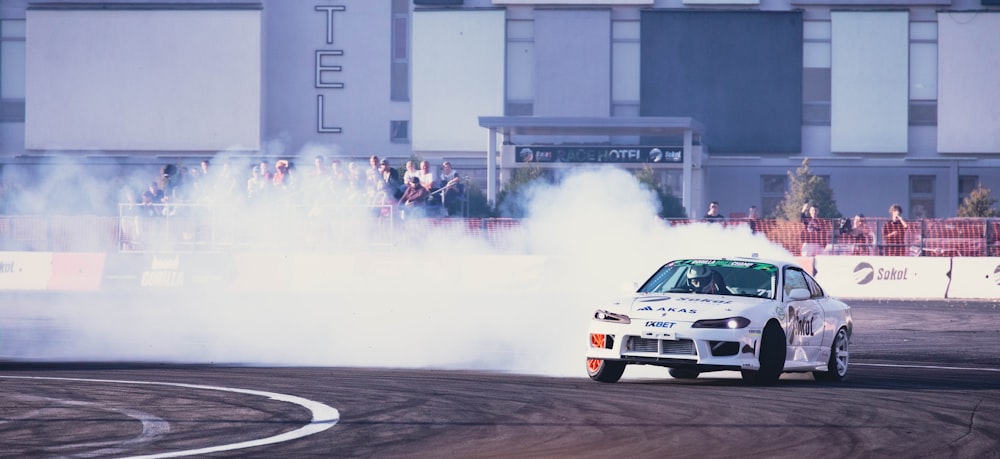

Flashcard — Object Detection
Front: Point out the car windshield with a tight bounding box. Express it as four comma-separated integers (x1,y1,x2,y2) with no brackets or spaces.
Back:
637,259,777,299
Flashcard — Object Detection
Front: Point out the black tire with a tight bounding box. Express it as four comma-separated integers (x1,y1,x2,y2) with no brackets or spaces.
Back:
587,358,626,383
813,328,850,382
742,321,786,386
668,368,700,379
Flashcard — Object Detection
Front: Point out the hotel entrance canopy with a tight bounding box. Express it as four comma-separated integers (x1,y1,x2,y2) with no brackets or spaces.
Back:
478,116,705,212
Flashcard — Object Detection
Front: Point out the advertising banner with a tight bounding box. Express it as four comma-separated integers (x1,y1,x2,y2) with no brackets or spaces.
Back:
102,253,236,291
0,252,54,291
813,255,951,299
48,253,106,291
947,257,1000,299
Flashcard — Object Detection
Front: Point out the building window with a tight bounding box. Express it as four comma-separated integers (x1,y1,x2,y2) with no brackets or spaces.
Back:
909,21,937,126
390,120,409,143
506,19,533,116
802,20,831,126
958,175,979,207
909,175,935,218
761,174,788,217
611,19,640,118
1,19,26,122
390,0,409,101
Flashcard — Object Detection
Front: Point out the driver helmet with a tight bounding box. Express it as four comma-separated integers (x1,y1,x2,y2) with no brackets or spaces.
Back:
686,265,713,287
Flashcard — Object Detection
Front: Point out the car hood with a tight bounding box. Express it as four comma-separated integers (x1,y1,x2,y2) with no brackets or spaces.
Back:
621,293,772,322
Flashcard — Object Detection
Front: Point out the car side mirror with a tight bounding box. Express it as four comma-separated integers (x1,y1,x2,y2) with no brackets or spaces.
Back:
787,288,811,301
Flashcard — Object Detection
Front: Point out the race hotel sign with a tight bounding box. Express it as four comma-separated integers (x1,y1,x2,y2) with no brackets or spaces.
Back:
515,146,683,163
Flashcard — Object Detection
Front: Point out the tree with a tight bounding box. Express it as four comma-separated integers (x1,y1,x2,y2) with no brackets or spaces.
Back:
957,183,999,217
464,179,495,218
494,166,553,218
775,158,842,220
633,165,687,218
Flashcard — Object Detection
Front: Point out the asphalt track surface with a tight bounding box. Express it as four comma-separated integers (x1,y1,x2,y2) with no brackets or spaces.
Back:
1,299,998,458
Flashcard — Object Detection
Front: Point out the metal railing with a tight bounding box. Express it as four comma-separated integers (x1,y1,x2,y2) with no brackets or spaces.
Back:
0,209,997,256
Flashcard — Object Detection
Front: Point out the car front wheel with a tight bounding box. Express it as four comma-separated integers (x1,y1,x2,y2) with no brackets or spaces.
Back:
813,327,849,382
669,368,700,379
587,358,626,383
741,321,786,386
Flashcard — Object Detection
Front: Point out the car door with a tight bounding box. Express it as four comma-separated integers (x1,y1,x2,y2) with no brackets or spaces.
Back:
782,268,826,366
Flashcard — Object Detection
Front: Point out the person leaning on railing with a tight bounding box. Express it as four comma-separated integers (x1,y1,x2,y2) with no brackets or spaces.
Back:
437,161,465,217
800,204,825,256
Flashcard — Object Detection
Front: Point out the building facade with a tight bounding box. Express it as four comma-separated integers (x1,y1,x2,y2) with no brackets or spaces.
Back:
1,0,999,218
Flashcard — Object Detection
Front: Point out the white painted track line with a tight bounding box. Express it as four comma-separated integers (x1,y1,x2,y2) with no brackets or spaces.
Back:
0,375,339,458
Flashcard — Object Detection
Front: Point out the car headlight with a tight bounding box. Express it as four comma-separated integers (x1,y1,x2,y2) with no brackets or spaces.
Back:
593,309,631,324
691,317,751,329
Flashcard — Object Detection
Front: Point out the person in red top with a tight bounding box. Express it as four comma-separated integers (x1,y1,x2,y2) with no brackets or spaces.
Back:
882,203,908,256
272,159,292,189
258,160,273,182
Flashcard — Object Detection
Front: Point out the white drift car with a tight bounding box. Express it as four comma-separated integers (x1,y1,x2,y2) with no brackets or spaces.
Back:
586,257,852,385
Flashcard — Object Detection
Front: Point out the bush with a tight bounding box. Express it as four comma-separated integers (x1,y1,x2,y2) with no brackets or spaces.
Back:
494,166,553,218
633,165,687,218
957,183,999,217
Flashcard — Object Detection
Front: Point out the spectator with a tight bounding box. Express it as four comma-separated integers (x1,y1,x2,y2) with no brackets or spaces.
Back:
119,186,143,249
799,201,811,222
417,161,435,192
330,159,345,182
367,155,381,186
801,204,824,256
200,159,211,178
139,185,161,217
437,161,463,216
328,159,347,197
402,160,419,188
247,166,266,200
369,177,393,218
311,155,326,178
173,165,192,201
703,201,725,221
398,176,430,219
145,181,165,204
378,158,403,200
747,205,760,234
849,213,874,255
345,162,365,202
883,203,908,256
273,159,293,190
258,160,273,182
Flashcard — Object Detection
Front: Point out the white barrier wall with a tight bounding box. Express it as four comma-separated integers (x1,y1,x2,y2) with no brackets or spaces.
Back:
1,251,996,301
947,257,1000,300
813,255,952,299
0,252,54,291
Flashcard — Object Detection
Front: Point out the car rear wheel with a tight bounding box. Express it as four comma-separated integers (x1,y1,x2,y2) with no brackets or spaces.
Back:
587,358,626,383
813,327,849,382
668,368,700,379
741,321,786,386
